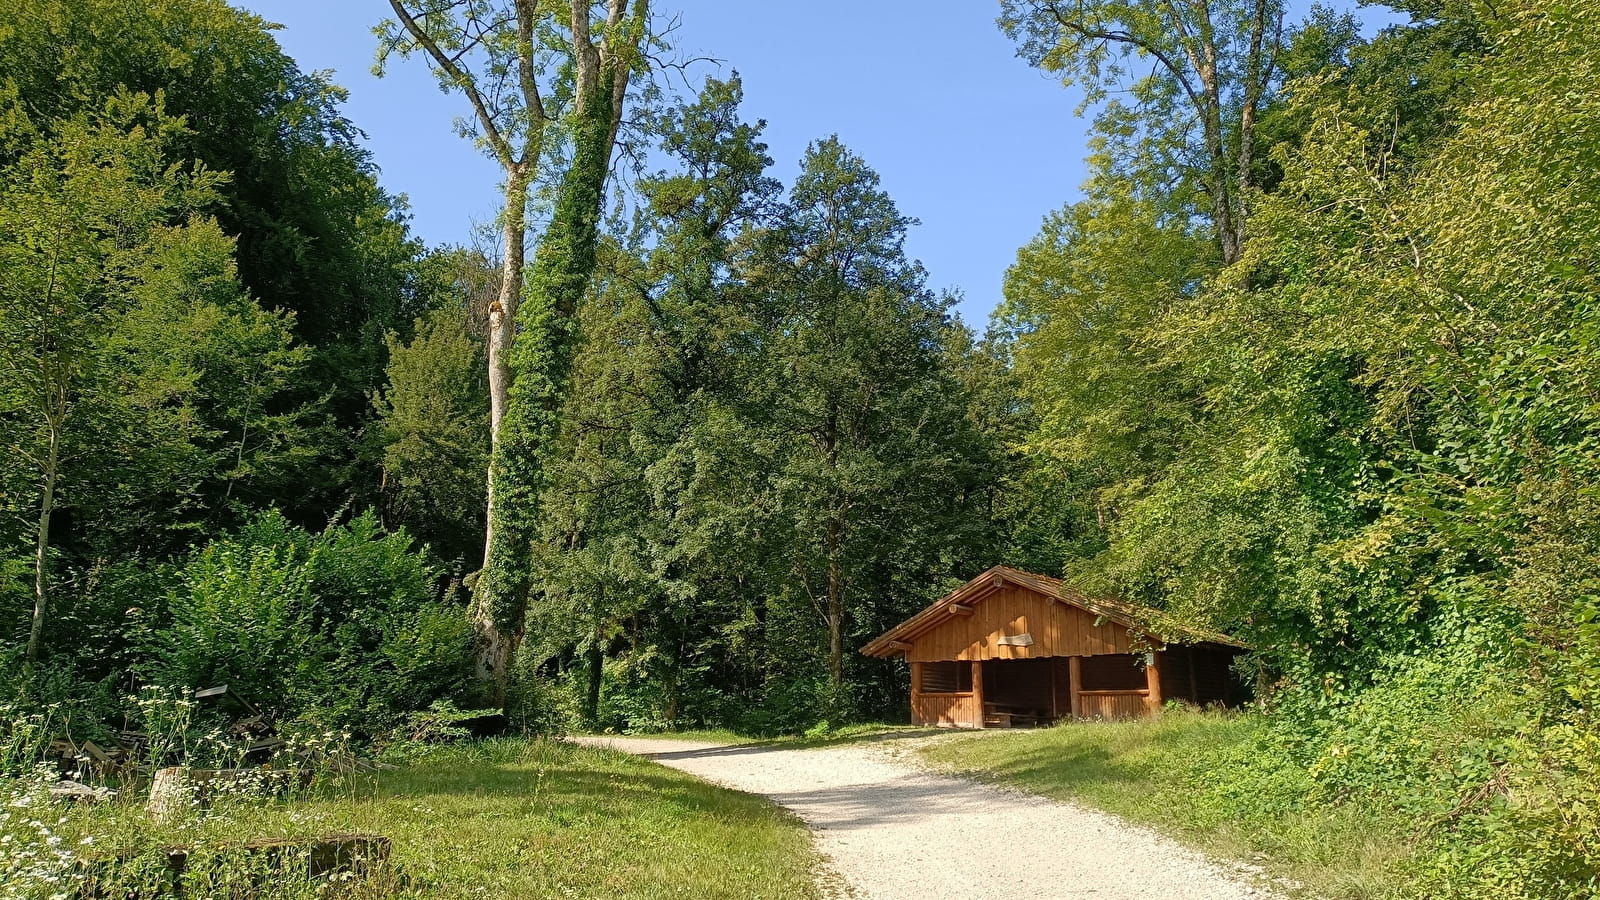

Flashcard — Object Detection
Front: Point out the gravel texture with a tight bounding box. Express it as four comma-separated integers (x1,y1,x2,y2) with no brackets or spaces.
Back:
571,732,1274,900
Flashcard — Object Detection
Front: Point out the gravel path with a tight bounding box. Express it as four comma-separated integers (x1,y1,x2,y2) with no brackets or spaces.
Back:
571,732,1273,900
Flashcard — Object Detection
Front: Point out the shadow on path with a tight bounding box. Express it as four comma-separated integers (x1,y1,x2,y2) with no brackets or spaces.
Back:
632,728,955,762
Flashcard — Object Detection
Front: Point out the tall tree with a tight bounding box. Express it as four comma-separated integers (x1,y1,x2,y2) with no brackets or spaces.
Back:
384,0,653,692
1000,0,1286,263
526,75,782,726
2,0,434,526
377,0,555,578
481,0,653,691
748,138,996,705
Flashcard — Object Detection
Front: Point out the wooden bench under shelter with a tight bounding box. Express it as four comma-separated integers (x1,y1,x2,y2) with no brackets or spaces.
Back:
860,566,1247,728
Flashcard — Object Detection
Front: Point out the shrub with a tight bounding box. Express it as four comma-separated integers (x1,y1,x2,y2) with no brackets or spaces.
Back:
144,511,472,736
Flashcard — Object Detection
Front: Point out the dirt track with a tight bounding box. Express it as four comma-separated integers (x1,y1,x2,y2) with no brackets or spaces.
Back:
571,733,1272,900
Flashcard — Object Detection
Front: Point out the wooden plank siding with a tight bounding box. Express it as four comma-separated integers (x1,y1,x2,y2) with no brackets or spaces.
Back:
905,584,1135,662
1078,691,1149,720
912,692,980,727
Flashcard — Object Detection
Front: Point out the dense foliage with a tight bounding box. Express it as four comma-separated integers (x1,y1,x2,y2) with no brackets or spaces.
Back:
0,0,469,738
518,81,1004,731
995,0,1600,893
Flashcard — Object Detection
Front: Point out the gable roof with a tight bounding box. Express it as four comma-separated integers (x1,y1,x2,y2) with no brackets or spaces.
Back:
859,565,1247,658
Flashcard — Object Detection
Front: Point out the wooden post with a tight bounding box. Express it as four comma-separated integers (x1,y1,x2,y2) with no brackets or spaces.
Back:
971,658,984,728
1224,651,1235,707
910,661,922,725
1145,650,1164,715
1049,659,1058,720
1068,656,1082,719
1186,647,1200,703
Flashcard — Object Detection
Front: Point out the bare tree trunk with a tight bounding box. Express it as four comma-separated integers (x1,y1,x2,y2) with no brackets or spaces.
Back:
1234,0,1280,259
486,167,528,485
585,634,603,725
475,167,529,680
1205,117,1241,265
1191,19,1242,266
26,422,59,663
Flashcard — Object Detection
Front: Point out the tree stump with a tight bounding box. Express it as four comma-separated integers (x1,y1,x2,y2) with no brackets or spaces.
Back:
146,767,313,821
145,767,198,822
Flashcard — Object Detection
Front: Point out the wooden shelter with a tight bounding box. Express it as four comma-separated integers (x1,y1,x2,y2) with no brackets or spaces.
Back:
861,566,1246,728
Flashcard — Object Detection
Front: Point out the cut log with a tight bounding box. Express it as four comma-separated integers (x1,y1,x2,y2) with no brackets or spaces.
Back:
51,781,114,803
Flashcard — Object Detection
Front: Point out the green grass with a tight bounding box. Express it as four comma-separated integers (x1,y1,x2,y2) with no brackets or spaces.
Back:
917,709,1416,899
30,738,830,899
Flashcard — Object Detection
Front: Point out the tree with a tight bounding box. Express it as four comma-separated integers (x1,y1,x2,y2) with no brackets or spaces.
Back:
526,76,782,726
478,0,652,691
1000,0,1287,263
517,90,1000,729
379,1,653,694
996,163,1214,572
2,0,436,526
0,125,107,662
375,302,492,567
377,0,557,552
0,91,308,662
748,138,996,707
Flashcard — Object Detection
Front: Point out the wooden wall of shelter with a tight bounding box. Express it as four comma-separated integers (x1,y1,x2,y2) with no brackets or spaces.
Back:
861,566,1245,729
903,581,1135,662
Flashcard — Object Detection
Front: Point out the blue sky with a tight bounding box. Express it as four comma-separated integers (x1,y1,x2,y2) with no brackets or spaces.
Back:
239,2,1398,326
240,1,1091,326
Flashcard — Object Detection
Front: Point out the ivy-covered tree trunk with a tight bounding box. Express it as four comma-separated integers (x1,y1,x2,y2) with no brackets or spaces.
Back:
476,87,613,689
474,0,648,696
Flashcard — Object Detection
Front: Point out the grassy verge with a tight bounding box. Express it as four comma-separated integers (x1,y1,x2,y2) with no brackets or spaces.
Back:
917,709,1415,899
13,738,829,899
